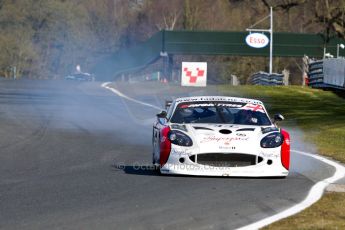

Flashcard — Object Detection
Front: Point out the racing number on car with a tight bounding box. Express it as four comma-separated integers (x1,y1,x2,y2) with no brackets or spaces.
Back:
242,104,265,113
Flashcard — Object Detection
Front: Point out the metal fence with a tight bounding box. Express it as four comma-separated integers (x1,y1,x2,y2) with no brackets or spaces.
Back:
308,58,345,90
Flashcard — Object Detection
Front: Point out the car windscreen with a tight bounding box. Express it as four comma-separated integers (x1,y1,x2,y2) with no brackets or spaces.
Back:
170,101,272,126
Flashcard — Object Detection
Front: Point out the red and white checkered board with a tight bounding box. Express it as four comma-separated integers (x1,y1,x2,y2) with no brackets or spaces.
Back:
181,62,207,87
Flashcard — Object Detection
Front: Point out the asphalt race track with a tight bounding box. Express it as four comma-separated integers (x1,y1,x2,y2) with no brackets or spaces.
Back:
0,80,336,230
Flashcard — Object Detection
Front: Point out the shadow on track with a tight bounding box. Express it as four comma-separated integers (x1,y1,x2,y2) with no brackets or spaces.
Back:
111,163,160,176
111,163,287,179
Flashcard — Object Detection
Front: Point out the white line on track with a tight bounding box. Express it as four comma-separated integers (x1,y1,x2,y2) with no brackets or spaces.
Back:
236,150,345,230
101,82,162,111
101,82,345,230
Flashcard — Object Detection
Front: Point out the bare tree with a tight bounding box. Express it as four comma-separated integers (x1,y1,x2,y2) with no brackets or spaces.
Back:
183,0,200,30
156,10,181,31
313,0,345,39
261,0,306,12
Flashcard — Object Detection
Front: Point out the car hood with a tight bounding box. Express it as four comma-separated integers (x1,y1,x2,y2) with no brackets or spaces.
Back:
185,123,266,154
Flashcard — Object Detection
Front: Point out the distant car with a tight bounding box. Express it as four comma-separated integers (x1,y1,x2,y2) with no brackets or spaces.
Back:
152,96,290,177
65,73,94,81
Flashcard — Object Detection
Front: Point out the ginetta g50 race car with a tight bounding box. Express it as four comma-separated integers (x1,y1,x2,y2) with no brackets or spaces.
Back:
152,96,290,177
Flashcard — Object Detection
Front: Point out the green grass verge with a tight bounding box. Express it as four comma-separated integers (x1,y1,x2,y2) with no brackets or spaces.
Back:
263,193,345,229
218,85,345,163
218,85,345,229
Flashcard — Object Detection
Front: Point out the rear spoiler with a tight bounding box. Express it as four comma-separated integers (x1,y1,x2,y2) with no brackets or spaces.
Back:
165,100,172,110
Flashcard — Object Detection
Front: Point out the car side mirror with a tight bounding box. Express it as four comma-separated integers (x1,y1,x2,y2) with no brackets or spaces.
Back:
273,113,284,124
156,110,167,118
156,111,167,125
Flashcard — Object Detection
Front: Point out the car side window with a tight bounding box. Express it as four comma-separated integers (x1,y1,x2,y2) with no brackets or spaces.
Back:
166,102,176,120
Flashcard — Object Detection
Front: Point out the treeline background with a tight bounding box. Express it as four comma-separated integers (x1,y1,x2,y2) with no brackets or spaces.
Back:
0,0,344,83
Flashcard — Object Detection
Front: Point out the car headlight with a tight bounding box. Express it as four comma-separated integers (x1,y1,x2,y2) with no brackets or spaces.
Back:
168,130,193,147
260,132,283,148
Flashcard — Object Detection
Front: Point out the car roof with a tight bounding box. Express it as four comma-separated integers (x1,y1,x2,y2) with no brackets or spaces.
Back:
174,96,263,105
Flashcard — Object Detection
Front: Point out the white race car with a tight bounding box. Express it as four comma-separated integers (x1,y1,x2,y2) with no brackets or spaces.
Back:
152,96,290,177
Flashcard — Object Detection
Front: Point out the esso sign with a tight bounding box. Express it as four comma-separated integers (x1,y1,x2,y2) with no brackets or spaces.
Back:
245,33,269,48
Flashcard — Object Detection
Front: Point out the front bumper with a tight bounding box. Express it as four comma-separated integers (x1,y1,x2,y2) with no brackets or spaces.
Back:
160,150,289,177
